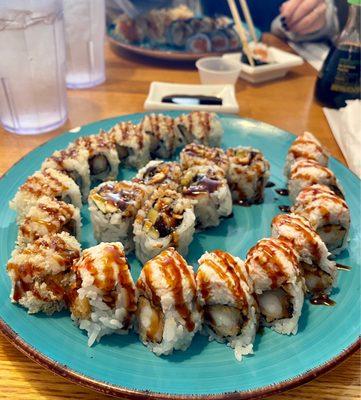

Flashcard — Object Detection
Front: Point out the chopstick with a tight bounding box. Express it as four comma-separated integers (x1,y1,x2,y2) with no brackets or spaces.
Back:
238,0,258,44
226,0,255,66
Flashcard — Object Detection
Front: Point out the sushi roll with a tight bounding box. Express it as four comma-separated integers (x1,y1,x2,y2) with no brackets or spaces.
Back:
10,168,82,223
113,14,147,44
7,232,81,315
68,242,137,346
136,247,202,356
185,33,212,53
181,165,232,229
140,113,183,159
223,27,241,50
133,186,196,264
209,30,229,52
271,213,337,295
88,181,151,253
72,130,120,183
245,238,304,335
288,159,344,202
285,132,329,177
292,184,350,255
180,143,229,174
226,147,270,205
197,250,258,361
166,19,193,47
175,111,223,147
17,196,81,247
189,16,215,33
41,146,91,202
107,121,151,169
134,160,183,190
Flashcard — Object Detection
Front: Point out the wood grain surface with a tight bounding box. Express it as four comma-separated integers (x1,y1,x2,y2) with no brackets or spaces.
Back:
0,34,359,400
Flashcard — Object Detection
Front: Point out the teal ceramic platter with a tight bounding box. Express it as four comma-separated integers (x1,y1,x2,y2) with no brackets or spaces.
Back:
0,113,359,399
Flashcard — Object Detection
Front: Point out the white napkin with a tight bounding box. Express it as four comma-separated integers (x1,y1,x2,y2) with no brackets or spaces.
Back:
288,41,329,71
323,100,361,178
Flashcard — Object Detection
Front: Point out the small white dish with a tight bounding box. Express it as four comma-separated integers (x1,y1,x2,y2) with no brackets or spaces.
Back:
144,82,239,113
196,57,242,85
223,46,303,84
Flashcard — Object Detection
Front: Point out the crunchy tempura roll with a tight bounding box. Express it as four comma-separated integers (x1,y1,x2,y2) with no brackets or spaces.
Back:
180,143,229,173
10,168,82,223
69,242,137,346
17,196,81,247
288,160,344,202
41,146,91,202
245,238,304,335
181,165,232,228
134,160,183,190
133,187,195,264
72,130,120,183
292,184,350,255
88,181,151,253
197,250,258,361
226,147,270,205
107,121,151,169
284,131,329,177
140,113,183,159
174,111,223,147
136,248,202,356
271,213,337,295
7,232,81,315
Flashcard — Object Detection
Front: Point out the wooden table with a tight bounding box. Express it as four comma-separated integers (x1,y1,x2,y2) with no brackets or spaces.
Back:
0,35,359,400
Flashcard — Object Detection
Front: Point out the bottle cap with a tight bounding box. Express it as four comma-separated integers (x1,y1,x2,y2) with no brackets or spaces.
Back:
348,0,361,5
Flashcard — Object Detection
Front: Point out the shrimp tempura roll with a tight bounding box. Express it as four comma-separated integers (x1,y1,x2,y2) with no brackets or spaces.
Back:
134,160,182,190
180,143,229,173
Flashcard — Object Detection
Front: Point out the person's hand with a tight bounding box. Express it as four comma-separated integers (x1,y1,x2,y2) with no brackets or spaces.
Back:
280,0,327,35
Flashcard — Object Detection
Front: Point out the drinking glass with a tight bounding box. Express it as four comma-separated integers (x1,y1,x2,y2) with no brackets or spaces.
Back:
0,0,68,135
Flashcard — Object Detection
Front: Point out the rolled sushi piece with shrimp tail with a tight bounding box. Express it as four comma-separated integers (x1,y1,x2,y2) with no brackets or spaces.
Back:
71,130,120,183
271,213,337,295
226,147,270,205
288,160,344,202
181,165,232,229
88,181,152,253
133,186,196,264
134,160,183,191
245,238,305,335
136,247,202,356
292,184,350,256
197,250,258,361
284,131,329,178
69,242,137,347
175,112,223,147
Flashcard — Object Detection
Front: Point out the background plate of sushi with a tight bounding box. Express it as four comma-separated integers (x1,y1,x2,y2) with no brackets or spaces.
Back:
0,112,360,399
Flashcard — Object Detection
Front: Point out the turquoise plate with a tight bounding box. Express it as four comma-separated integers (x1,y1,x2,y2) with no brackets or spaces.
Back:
0,113,359,399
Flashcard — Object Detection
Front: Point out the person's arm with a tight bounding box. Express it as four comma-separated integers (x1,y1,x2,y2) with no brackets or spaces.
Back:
271,0,339,42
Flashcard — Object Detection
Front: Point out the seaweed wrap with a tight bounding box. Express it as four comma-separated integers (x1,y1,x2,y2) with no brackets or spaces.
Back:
134,160,183,190
180,143,229,173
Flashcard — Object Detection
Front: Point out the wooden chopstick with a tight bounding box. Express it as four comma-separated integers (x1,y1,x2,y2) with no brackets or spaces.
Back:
238,0,258,44
226,0,255,66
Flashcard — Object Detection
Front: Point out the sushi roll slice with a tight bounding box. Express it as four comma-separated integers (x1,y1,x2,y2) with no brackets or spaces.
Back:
197,250,258,361
10,168,82,223
72,131,120,183
226,147,270,205
223,27,241,50
88,181,151,253
166,19,193,47
17,196,81,247
285,132,329,177
245,238,304,335
7,232,81,315
288,159,344,202
69,242,137,346
113,14,147,44
209,30,229,52
41,146,91,202
292,184,350,255
189,16,215,33
271,213,337,295
136,247,202,356
134,160,183,190
181,165,232,228
140,113,183,159
175,112,223,147
133,186,196,264
185,33,212,53
180,143,229,174
107,121,151,169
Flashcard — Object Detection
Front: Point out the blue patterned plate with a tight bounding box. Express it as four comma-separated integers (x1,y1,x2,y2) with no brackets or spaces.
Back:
0,113,359,399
